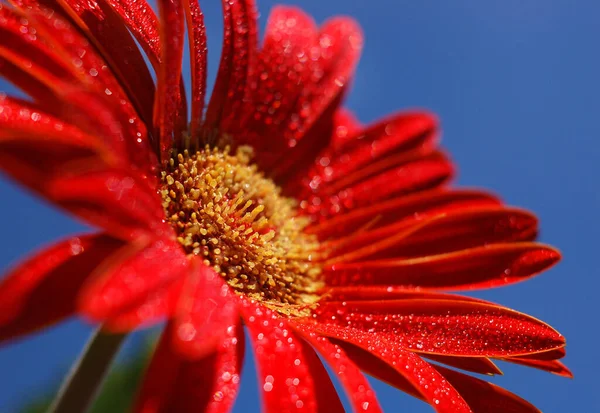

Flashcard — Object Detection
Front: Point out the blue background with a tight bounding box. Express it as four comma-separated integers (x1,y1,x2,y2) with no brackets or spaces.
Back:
0,0,596,411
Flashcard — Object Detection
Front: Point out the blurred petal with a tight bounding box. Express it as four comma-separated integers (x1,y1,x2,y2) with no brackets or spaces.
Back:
79,237,189,322
240,299,345,412
0,234,123,342
172,259,239,358
135,321,244,413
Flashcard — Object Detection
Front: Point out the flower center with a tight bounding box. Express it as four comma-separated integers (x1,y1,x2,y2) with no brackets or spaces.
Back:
159,147,323,316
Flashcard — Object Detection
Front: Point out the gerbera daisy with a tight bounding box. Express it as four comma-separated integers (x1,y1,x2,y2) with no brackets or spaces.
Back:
0,0,569,412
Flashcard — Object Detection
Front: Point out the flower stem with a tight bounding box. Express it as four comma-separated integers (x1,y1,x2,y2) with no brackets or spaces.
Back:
48,327,128,413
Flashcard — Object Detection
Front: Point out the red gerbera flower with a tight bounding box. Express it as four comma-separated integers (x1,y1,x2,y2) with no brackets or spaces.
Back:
0,0,569,411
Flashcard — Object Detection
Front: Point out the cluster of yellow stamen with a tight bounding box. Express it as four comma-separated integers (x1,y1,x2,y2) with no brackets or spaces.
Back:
159,146,323,315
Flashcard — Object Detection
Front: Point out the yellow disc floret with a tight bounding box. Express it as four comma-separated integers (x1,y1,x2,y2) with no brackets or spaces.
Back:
160,146,323,316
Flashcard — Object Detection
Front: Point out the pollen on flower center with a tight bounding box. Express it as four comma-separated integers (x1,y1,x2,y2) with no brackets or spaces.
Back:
159,146,323,316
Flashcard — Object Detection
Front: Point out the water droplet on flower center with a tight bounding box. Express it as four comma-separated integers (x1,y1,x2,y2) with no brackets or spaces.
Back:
159,146,323,316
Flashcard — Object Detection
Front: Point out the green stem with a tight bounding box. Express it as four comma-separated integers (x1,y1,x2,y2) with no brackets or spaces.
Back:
48,327,128,413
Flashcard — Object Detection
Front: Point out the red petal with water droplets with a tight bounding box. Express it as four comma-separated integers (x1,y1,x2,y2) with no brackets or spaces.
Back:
313,111,439,187
172,260,239,359
325,243,560,291
182,0,207,144
47,168,167,240
154,0,185,162
0,234,123,342
435,365,542,413
295,333,383,413
307,188,501,238
239,299,345,412
292,324,472,413
511,347,566,361
309,299,565,357
135,321,244,413
329,108,362,149
268,17,364,180
326,207,540,263
204,0,257,133
23,6,154,165
303,152,453,219
502,357,572,378
233,7,318,149
103,0,161,66
79,237,189,323
51,0,156,126
424,354,503,376
104,279,184,331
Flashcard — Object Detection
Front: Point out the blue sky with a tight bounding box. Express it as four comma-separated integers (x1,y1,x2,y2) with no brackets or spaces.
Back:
0,0,597,411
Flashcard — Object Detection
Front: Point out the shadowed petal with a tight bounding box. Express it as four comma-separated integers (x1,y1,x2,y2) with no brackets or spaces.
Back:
306,188,501,238
326,207,539,262
79,237,189,323
295,331,383,413
435,365,542,413
325,243,560,291
135,321,244,413
308,299,565,357
423,354,503,376
240,299,345,412
172,259,239,358
502,357,572,378
0,234,124,342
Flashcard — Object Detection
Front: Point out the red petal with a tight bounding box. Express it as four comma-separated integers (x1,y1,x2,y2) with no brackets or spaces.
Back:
325,287,492,303
103,0,161,66
292,324,472,413
135,321,244,413
325,207,540,262
240,299,345,412
0,234,123,342
268,18,364,181
154,0,185,162
502,357,572,378
182,0,207,144
313,111,439,188
302,152,453,220
424,354,503,376
46,168,167,240
51,0,156,126
325,243,560,291
172,260,239,358
511,347,566,361
104,279,183,331
435,365,542,413
79,237,189,323
204,0,257,134
309,299,565,357
21,6,155,171
232,6,318,150
296,332,383,413
307,188,501,238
